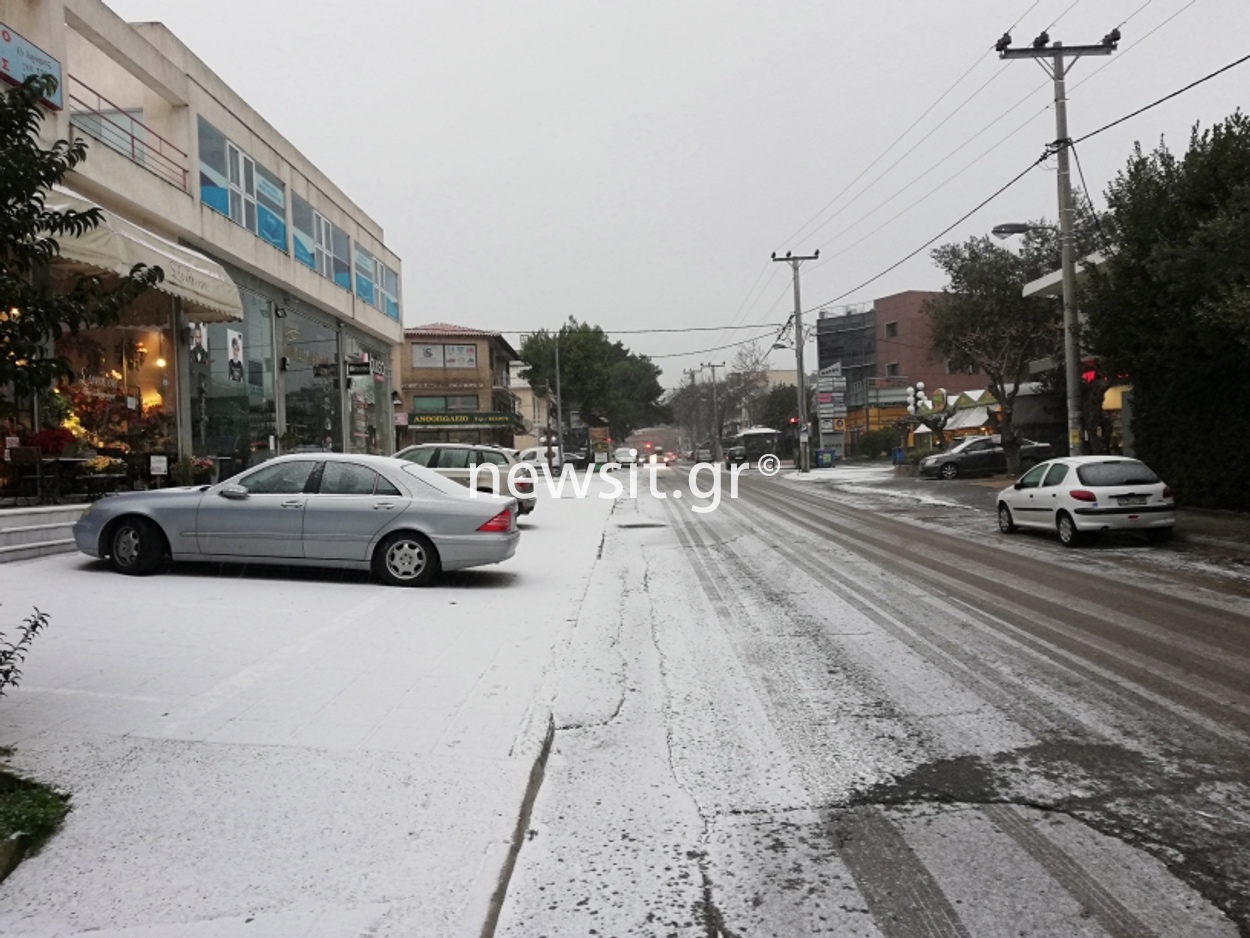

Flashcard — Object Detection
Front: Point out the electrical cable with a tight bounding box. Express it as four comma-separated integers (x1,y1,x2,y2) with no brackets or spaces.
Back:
1045,0,1082,32
1069,141,1113,249
1068,0,1197,95
647,331,781,360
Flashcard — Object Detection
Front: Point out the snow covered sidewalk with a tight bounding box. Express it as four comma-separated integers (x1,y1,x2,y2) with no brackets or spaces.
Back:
0,478,621,938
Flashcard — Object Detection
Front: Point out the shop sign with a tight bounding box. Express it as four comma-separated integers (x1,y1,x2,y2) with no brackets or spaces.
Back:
150,455,168,476
346,360,372,377
0,25,62,109
393,412,409,427
371,358,386,380
408,412,514,426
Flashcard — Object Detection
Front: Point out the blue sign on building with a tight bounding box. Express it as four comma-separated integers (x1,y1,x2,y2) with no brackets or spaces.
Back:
0,24,63,109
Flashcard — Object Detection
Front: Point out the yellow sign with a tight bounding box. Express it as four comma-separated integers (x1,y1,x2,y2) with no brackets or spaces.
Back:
833,418,846,431
1068,428,1082,449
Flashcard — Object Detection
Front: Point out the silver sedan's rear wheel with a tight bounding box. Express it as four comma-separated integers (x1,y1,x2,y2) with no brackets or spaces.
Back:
374,531,439,587
997,504,1016,533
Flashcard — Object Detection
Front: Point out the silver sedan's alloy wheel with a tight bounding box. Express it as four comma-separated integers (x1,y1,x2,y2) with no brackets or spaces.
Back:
386,538,427,580
114,526,140,566
374,531,439,587
997,504,1016,533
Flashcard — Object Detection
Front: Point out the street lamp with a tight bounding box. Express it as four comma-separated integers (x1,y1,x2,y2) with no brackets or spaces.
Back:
993,221,1081,456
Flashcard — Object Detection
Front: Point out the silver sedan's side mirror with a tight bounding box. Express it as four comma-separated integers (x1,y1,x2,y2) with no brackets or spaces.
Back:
219,484,249,500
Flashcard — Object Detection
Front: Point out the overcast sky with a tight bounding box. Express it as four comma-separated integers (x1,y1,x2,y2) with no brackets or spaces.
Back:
104,0,1248,387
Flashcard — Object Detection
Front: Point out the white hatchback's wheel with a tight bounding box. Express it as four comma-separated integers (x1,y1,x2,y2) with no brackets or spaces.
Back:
374,531,438,587
1057,512,1084,548
997,504,1016,534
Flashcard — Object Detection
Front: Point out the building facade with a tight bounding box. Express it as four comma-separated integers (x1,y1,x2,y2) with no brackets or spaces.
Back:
394,324,522,448
2,0,402,484
816,291,987,445
509,362,556,451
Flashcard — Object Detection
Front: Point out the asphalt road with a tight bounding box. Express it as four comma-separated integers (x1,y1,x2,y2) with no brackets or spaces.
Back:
498,467,1250,937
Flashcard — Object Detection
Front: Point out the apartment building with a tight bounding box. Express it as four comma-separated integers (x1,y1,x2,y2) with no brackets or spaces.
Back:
2,0,402,480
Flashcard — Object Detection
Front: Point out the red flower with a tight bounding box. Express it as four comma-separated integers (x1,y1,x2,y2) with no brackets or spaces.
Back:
31,427,76,455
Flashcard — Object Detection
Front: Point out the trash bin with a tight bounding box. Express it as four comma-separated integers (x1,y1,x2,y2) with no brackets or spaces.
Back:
815,449,836,469
891,446,907,465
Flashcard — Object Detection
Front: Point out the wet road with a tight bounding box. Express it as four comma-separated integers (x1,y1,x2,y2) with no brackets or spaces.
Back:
496,468,1250,937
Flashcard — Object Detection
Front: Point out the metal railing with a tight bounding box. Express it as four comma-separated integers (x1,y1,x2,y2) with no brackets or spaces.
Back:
67,76,189,191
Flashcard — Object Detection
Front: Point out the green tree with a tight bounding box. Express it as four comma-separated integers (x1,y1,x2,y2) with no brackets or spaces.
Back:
923,231,1065,474
1085,112,1250,509
519,318,667,441
1,75,163,413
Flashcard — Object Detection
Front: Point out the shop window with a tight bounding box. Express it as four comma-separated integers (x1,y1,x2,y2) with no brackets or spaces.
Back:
189,290,277,476
280,310,341,452
345,334,386,455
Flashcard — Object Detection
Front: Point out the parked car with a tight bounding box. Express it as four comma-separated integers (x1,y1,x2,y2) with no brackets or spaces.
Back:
394,443,536,514
72,453,519,586
918,435,1053,480
695,445,713,462
517,446,563,470
995,456,1175,547
724,445,748,468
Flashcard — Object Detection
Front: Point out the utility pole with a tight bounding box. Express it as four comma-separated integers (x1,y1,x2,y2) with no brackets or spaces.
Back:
554,334,565,466
772,250,819,472
702,362,725,463
997,27,1118,456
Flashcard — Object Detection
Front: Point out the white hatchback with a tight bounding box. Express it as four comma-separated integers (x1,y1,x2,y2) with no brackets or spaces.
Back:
996,456,1176,547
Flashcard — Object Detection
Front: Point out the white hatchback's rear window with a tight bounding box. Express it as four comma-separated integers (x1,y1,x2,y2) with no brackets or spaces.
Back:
400,462,477,498
1075,460,1160,487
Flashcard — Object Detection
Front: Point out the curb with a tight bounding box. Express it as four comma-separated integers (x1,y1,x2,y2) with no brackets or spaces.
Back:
479,714,556,938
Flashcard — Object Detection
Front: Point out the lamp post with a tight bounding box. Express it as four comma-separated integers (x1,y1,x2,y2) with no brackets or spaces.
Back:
992,221,1081,455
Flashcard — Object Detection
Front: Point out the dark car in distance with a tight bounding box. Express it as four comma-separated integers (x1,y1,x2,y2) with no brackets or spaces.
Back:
919,435,1054,480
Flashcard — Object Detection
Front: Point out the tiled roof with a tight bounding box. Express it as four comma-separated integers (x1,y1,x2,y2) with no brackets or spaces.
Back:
406,322,501,338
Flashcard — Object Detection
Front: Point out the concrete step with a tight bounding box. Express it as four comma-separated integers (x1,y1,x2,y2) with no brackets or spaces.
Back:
0,505,86,562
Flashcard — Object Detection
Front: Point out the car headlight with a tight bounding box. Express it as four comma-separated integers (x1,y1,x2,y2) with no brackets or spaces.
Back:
78,502,95,520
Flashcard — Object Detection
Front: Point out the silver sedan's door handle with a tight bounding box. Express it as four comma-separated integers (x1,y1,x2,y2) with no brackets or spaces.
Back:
281,499,304,508
373,502,396,510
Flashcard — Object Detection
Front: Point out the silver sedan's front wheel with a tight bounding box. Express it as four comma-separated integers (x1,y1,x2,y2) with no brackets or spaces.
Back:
374,531,439,587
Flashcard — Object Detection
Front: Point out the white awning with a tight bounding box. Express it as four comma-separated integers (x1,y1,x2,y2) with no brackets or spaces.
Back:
944,405,991,431
46,186,243,322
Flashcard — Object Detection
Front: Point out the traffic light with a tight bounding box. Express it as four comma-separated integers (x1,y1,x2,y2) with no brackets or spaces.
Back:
788,417,799,425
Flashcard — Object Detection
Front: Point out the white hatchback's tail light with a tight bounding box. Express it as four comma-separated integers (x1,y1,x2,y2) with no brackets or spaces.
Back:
1069,489,1097,502
477,509,514,533
1163,485,1173,499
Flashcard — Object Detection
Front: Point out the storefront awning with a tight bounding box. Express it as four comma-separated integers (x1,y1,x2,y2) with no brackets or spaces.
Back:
45,186,243,322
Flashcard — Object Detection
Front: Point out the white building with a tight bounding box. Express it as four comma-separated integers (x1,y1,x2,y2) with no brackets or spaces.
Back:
2,0,403,479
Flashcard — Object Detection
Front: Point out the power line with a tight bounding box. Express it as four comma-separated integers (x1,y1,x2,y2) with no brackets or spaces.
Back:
1073,49,1250,146
500,322,785,336
647,330,780,361
802,41,1250,315
1069,0,1197,95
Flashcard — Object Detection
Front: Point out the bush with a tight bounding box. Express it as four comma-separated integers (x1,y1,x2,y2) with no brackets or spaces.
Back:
856,428,902,459
0,609,49,697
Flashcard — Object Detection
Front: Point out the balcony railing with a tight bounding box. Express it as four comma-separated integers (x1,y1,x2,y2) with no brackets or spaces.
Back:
67,76,189,191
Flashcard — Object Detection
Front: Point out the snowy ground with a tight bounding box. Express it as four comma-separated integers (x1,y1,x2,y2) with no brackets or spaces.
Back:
0,479,620,938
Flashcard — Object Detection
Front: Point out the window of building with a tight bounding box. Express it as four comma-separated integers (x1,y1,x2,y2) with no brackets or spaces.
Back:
447,395,478,411
381,265,400,320
411,344,476,368
292,194,316,270
444,344,477,369
413,396,445,411
198,118,286,251
255,165,286,251
355,244,377,307
884,321,898,338
886,362,900,377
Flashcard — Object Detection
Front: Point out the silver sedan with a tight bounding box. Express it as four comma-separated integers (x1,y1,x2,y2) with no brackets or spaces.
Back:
72,453,520,586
